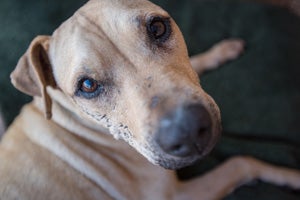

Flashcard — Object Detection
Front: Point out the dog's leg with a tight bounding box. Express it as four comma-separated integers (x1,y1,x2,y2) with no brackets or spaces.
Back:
190,39,245,75
176,156,300,200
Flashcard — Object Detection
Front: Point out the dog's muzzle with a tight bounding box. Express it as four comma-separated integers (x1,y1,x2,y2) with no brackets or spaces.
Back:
155,104,214,159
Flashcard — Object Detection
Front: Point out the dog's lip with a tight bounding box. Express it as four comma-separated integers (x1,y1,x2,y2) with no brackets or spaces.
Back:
158,150,209,170
152,143,211,170
153,126,222,170
154,154,202,170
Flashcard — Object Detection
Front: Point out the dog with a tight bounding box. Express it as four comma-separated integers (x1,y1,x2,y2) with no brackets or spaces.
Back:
0,0,299,199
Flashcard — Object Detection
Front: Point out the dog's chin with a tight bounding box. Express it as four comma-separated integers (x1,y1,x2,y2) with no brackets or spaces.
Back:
143,136,217,170
129,139,202,170
126,138,212,170
113,128,214,170
143,140,217,170
153,156,202,170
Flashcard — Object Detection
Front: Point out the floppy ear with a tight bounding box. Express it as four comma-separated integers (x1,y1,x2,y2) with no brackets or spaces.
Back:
10,35,56,119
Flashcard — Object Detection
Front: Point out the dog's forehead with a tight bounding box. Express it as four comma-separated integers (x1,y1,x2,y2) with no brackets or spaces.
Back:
49,0,198,94
84,0,167,13
51,0,169,52
50,0,171,84
80,0,168,20
75,0,170,39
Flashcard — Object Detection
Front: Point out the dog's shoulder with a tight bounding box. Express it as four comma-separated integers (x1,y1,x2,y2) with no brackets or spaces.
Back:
0,103,121,200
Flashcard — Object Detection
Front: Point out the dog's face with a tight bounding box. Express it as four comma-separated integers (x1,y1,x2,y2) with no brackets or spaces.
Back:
11,0,221,170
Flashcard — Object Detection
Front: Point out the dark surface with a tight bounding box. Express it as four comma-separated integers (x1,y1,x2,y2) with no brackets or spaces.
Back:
0,0,87,125
0,0,299,199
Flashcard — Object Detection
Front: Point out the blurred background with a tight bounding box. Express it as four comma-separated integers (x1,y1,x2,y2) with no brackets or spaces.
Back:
0,0,300,199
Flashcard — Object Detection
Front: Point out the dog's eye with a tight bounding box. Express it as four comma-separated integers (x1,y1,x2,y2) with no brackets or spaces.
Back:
76,78,104,99
149,20,166,38
147,17,171,43
81,79,98,93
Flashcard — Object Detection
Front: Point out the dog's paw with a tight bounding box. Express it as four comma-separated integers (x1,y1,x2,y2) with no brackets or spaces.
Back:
211,38,245,66
190,38,245,74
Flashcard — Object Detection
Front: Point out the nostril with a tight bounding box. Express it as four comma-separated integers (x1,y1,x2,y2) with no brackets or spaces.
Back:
172,144,182,151
198,127,209,136
168,143,192,157
197,126,211,141
195,128,210,148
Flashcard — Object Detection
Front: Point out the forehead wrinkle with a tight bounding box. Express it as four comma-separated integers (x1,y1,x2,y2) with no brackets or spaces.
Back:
76,11,138,73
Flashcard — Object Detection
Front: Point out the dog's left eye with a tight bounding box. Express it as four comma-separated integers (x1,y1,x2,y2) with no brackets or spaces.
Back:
76,78,104,99
147,17,171,43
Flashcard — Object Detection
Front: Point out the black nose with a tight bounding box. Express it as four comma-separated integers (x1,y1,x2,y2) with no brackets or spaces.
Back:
156,104,212,157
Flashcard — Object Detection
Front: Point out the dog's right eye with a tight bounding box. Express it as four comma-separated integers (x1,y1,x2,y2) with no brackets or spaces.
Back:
76,78,104,99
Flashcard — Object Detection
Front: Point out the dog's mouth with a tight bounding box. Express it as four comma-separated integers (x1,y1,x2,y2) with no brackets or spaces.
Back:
155,148,213,170
152,130,219,170
136,132,218,170
127,103,221,170
154,155,202,170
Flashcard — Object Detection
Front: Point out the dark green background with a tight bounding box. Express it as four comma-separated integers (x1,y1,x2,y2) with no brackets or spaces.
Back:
0,0,299,199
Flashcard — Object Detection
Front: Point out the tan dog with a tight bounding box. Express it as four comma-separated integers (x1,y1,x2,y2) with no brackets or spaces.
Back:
0,0,299,199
